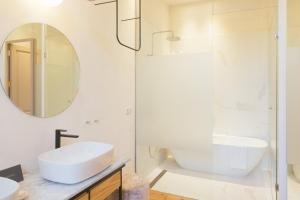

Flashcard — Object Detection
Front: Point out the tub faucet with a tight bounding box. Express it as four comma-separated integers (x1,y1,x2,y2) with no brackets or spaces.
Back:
55,129,79,149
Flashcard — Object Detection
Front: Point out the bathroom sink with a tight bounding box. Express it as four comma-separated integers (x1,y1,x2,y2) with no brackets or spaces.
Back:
39,142,114,184
0,177,19,200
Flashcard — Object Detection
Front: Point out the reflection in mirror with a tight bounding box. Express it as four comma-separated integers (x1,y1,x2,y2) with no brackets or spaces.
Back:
0,23,80,118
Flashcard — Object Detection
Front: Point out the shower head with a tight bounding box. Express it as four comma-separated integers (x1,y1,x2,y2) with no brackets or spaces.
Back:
149,30,181,56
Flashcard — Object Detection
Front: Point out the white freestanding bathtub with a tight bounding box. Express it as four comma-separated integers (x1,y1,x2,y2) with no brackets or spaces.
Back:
171,134,268,177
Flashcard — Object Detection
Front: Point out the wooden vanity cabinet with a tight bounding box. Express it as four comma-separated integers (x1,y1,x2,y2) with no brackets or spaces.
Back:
75,192,89,200
90,171,121,200
71,166,124,200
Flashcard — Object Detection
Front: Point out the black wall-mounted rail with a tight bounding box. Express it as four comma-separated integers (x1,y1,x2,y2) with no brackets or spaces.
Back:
89,0,142,51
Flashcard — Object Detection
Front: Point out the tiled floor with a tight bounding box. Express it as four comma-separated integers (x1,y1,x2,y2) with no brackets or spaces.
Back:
150,159,275,200
152,172,273,200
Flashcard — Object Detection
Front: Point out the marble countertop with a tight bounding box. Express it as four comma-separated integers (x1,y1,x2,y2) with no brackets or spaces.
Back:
20,159,127,200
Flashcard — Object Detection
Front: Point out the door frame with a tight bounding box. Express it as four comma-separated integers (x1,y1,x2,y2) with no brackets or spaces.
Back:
6,38,35,115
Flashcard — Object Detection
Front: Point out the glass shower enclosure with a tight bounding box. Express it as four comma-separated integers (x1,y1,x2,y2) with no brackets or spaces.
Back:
135,0,278,199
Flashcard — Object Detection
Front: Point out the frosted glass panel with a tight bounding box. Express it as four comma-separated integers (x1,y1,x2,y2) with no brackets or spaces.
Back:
136,53,214,151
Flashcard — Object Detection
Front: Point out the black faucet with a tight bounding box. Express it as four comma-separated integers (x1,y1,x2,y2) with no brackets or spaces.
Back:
55,129,79,149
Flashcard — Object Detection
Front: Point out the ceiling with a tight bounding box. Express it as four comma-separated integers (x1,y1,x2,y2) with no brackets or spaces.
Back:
163,0,277,7
163,0,206,5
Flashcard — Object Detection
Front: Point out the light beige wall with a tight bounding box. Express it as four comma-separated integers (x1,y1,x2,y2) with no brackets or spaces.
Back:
170,0,213,54
138,0,171,56
287,0,300,164
0,0,135,172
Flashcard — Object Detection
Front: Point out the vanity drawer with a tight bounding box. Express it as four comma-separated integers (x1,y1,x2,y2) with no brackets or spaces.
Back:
90,171,121,200
74,192,89,200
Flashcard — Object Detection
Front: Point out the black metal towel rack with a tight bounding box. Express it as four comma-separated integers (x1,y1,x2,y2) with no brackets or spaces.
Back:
89,0,142,51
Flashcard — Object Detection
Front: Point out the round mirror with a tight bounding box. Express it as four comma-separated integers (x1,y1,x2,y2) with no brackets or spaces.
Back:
0,23,80,118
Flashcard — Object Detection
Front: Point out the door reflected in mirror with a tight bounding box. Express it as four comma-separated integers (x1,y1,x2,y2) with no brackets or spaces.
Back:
0,23,80,118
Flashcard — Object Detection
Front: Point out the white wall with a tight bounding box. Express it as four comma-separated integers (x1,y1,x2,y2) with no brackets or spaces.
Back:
0,0,135,173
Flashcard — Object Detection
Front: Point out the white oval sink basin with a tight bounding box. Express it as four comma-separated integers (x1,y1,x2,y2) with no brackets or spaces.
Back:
39,142,114,184
0,177,19,200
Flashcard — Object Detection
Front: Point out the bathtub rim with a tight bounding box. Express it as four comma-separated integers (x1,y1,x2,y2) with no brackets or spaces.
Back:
213,134,268,148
